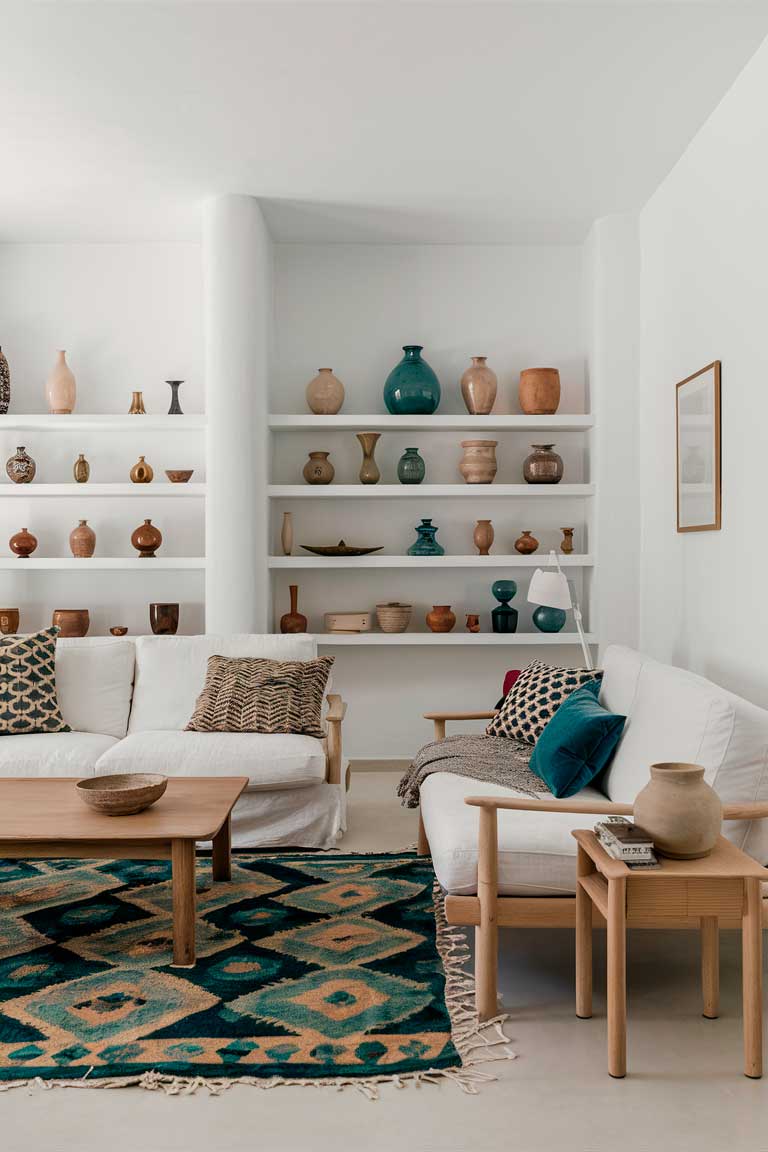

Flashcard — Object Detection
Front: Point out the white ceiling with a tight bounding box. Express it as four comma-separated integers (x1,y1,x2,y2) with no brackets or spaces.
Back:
2,1,767,243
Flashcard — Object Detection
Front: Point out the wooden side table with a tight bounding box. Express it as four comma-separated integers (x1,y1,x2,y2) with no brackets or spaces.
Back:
572,830,766,1079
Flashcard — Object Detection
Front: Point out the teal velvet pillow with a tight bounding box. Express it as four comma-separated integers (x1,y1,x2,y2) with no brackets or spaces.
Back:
529,679,625,798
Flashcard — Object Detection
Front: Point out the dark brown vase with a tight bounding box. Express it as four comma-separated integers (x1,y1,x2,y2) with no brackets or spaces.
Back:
131,519,162,558
280,584,308,634
560,527,575,554
149,602,179,635
426,605,456,633
52,608,90,637
514,530,539,555
0,609,20,635
69,519,96,558
523,444,564,484
9,528,37,558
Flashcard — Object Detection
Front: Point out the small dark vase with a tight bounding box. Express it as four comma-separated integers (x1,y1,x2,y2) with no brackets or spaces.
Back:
383,345,441,415
167,380,184,415
407,518,444,556
397,447,425,485
150,602,179,635
280,584,308,634
532,605,566,633
523,443,564,484
491,579,518,634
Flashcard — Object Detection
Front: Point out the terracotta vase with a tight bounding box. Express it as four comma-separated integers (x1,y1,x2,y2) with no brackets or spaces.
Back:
306,368,345,415
356,432,381,484
280,584,308,634
633,763,722,860
6,446,36,484
130,455,154,483
73,453,90,483
514,530,539,555
523,443,563,484
52,609,90,638
473,519,494,555
303,451,334,485
519,367,561,415
459,440,498,484
46,350,76,414
129,391,146,415
131,519,162,558
0,346,9,415
281,512,294,556
465,613,480,633
560,527,574,554
426,605,456,633
461,356,498,415
9,528,37,558
0,609,20,635
149,602,179,635
69,520,96,558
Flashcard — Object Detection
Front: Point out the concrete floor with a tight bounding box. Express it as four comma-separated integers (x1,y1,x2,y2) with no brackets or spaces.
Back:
4,771,768,1152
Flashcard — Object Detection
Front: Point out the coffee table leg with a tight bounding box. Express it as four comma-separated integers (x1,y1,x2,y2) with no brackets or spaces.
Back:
607,877,627,1078
576,846,593,1019
701,916,720,1019
212,814,232,882
172,838,196,966
743,878,763,1078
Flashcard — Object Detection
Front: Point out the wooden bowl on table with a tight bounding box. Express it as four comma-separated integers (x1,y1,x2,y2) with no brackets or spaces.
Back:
76,773,167,816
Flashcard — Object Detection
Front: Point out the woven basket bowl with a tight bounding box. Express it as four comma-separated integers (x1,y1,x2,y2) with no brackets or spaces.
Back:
76,773,167,816
376,602,412,633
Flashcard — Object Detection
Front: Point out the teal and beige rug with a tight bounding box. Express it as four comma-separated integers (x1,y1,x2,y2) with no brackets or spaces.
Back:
0,852,513,1095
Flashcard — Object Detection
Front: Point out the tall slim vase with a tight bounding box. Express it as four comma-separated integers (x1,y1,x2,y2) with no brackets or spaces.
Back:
357,432,381,484
167,380,184,414
281,512,294,556
46,350,76,414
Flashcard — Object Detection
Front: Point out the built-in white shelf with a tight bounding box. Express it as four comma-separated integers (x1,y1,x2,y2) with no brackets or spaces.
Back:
269,483,595,499
2,483,207,498
0,415,206,431
0,557,206,570
269,414,593,432
269,553,594,569
314,632,597,646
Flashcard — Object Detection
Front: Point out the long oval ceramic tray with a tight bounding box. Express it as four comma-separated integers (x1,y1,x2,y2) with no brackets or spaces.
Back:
300,540,384,557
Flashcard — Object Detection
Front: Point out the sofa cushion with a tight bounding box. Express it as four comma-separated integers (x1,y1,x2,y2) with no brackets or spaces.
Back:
56,638,135,738
598,644,647,719
95,730,327,790
0,732,117,777
127,634,318,733
186,655,334,737
529,679,625,798
0,628,70,736
487,660,602,745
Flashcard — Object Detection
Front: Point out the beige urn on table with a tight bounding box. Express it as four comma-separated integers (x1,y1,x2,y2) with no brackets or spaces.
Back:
633,763,722,859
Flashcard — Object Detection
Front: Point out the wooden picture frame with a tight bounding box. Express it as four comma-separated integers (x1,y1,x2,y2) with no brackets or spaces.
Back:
676,361,721,533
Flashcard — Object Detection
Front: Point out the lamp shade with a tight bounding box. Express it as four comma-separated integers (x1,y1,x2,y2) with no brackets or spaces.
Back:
527,568,572,611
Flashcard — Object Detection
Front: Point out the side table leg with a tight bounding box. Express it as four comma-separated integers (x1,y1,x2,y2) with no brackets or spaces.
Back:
743,878,763,1078
476,806,499,1022
607,877,627,1078
701,916,720,1019
576,846,593,1019
212,814,232,881
172,838,196,966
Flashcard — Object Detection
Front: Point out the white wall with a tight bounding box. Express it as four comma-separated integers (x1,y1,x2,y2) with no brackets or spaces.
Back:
638,38,768,707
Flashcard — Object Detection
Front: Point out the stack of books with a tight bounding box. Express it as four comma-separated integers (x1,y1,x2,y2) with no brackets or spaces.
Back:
594,817,659,869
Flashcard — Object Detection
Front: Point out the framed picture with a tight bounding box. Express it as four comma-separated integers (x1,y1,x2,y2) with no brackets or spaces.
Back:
676,361,721,532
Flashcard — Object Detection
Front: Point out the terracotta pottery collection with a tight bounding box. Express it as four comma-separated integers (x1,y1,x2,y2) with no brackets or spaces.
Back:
280,584,308,634
426,605,456,633
356,432,381,484
514,530,539,555
459,440,498,484
6,446,36,484
0,609,20,635
519,367,561,415
149,602,179,636
73,453,90,483
129,455,154,483
465,613,480,633
560,527,574,554
9,528,37,558
375,603,412,633
131,519,162,558
473,519,494,555
281,511,294,556
46,351,76,414
52,608,90,638
0,346,9,415
306,369,345,415
69,520,96,558
633,763,722,859
461,356,498,415
128,391,146,415
303,451,335,485
523,443,563,484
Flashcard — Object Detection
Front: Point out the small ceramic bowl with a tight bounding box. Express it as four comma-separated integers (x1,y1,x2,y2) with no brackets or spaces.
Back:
109,626,128,636
165,469,194,484
76,773,167,816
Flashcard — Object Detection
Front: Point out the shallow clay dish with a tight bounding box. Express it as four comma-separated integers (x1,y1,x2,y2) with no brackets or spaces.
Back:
301,540,383,557
76,773,167,816
109,626,128,636
165,469,194,484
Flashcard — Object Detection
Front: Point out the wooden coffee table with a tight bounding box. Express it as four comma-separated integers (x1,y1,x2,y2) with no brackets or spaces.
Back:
0,776,248,967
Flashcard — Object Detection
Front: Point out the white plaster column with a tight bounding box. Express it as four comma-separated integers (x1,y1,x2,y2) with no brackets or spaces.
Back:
203,195,272,633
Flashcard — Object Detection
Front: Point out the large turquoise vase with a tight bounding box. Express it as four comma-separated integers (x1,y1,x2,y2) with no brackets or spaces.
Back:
384,345,441,415
407,518,444,556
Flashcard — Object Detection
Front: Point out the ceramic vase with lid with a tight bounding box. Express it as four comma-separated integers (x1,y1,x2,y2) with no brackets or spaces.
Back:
150,602,179,635
560,527,574,554
9,528,37,558
383,345,441,415
303,451,335,485
73,453,90,483
519,368,561,415
491,579,518,634
52,609,89,638
46,351,76,414
426,605,456,633
166,380,184,415
459,440,498,484
306,369,345,415
523,443,563,484
6,446,36,484
514,530,539,555
473,519,494,555
461,356,497,415
280,585,308,634
69,520,96,558
633,763,722,859
131,519,162,558
407,518,444,556
130,455,154,483
0,346,10,415
397,447,425,485
356,432,381,484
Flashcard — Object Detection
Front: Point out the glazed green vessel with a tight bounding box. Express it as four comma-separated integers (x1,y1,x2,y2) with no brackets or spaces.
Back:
532,605,566,633
407,518,444,556
491,579,518,634
397,447,425,484
384,345,441,415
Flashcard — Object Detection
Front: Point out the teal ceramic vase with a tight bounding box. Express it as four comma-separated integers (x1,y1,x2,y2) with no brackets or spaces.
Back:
491,579,518,634
407,518,444,556
384,345,441,415
532,605,566,633
397,447,425,484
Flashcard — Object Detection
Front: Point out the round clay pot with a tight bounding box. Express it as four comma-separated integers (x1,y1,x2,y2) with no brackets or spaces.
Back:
109,626,128,636
560,527,574,554
426,605,456,633
0,609,20,635
375,603,412,633
149,602,179,635
465,613,480,633
9,528,37,558
69,519,96,558
461,356,498,415
131,519,162,558
459,440,498,484
6,446,36,484
473,519,494,555
52,608,90,638
303,451,335,485
280,584,308,634
519,367,561,415
306,368,345,415
633,763,722,860
514,530,539,555
46,350,76,414
130,455,154,483
523,443,563,484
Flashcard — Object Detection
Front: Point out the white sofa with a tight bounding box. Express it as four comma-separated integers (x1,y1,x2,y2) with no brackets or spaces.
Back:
0,633,347,849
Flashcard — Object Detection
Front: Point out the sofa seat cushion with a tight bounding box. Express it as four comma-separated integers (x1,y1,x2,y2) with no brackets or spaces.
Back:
420,772,611,896
95,730,327,790
0,732,117,777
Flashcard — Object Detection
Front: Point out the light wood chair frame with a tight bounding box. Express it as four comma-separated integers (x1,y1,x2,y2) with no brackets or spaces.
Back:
419,710,768,1021
325,694,348,788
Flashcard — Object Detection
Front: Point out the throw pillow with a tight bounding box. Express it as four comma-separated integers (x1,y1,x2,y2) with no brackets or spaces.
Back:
186,654,334,738
529,679,626,798
486,659,602,745
0,627,71,736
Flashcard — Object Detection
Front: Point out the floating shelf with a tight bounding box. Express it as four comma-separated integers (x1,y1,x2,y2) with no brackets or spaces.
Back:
269,553,594,569
313,632,598,646
269,484,595,499
0,558,206,570
0,415,206,431
269,414,593,432
2,483,207,497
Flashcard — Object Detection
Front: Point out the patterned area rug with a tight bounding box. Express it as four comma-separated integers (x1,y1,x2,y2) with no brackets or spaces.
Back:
0,852,513,1096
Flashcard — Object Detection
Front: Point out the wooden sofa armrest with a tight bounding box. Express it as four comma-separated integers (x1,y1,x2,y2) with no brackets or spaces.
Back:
465,796,634,815
325,694,348,787
424,711,498,741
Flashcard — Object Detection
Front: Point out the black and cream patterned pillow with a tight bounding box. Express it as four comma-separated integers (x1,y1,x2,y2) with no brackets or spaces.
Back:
186,655,334,738
0,627,70,735
486,660,602,746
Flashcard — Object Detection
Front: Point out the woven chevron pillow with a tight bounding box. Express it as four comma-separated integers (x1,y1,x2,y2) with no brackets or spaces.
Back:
486,659,602,746
0,627,70,735
186,654,334,738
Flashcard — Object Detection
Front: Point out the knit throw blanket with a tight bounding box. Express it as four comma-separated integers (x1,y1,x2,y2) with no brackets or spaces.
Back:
397,733,551,809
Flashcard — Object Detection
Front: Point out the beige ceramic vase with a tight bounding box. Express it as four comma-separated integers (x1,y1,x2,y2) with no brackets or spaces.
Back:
306,369,345,415
130,455,154,483
459,440,498,484
461,356,497,415
69,520,96,558
356,432,381,484
633,763,722,859
519,368,560,415
303,451,335,485
46,351,76,414
473,519,494,555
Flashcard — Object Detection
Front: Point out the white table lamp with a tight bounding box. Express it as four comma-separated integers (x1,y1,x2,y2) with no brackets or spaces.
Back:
527,550,593,669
